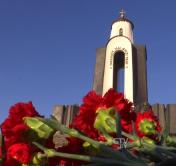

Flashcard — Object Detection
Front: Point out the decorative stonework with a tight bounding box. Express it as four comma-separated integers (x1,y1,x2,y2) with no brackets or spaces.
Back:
110,47,128,69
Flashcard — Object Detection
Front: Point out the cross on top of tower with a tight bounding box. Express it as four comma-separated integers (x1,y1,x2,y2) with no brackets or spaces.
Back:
115,9,134,29
119,9,126,18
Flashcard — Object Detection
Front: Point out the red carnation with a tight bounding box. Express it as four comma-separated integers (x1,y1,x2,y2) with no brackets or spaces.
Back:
1,159,19,166
72,89,135,140
1,102,41,148
3,125,29,149
135,110,161,138
121,119,133,133
103,88,124,108
103,89,134,120
7,143,32,164
103,89,135,133
0,147,2,158
81,91,103,112
8,102,40,124
72,91,103,139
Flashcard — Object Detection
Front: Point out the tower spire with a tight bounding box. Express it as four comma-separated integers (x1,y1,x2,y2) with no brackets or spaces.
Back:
110,9,134,42
119,9,126,19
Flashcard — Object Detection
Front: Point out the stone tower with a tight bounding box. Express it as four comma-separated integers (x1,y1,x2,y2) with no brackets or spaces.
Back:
93,10,148,105
53,10,176,135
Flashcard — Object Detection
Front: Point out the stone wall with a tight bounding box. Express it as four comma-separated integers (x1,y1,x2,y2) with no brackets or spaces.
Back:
152,104,176,135
53,103,176,135
52,105,79,127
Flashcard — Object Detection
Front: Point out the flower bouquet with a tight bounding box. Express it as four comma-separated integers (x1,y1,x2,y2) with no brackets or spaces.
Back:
1,89,176,166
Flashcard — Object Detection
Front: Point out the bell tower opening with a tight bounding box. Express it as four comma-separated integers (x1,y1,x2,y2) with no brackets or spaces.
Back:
113,51,125,93
119,28,123,36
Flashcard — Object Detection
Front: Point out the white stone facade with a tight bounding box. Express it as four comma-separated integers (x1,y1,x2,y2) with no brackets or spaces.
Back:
103,18,134,102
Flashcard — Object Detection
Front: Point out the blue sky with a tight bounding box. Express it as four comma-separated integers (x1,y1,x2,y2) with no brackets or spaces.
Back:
0,0,176,123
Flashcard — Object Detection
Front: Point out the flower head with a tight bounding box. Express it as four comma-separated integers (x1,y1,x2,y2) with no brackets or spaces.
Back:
72,89,134,140
102,89,134,120
1,102,42,148
71,91,103,139
7,143,32,164
135,110,161,138
8,102,40,124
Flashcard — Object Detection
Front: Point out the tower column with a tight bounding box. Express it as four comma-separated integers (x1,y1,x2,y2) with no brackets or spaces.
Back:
103,37,134,102
92,10,148,105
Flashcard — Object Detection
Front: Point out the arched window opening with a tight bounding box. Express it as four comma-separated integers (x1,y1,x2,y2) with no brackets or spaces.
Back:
119,28,123,36
113,51,125,93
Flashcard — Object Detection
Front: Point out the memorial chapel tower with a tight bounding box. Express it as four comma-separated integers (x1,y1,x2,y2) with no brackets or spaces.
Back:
53,10,176,135
93,10,148,105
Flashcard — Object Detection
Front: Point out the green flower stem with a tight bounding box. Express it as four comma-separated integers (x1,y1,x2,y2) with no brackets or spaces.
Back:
125,135,176,160
33,142,145,166
138,142,176,162
44,119,146,162
157,158,176,166
122,131,139,141
139,146,165,161
127,138,176,161
60,125,128,160
130,137,176,160
143,143,176,158
157,145,176,151
46,119,129,160
126,143,138,149
97,127,114,145
115,112,121,138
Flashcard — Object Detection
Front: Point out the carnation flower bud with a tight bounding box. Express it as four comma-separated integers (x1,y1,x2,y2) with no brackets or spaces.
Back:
24,117,54,139
32,152,47,165
142,136,155,145
44,149,56,158
166,136,176,146
83,141,91,148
